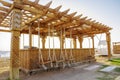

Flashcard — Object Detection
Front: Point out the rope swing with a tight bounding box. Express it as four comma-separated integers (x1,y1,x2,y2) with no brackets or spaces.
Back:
87,37,92,62
38,21,47,70
69,29,74,64
59,28,66,68
48,24,53,68
64,28,70,67
52,26,58,68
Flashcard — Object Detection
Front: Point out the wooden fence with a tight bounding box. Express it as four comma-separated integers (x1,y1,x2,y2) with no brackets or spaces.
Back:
113,42,120,54
19,48,95,72
0,58,10,68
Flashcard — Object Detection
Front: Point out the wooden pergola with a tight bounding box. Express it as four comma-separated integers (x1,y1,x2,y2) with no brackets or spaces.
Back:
0,0,112,80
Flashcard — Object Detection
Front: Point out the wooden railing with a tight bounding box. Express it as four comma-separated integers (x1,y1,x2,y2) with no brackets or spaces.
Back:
19,48,95,71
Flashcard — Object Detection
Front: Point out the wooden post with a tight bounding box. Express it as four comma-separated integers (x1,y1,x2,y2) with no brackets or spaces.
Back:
23,34,24,49
91,35,95,55
106,32,112,60
10,8,22,80
78,36,83,48
29,25,32,49
42,36,46,49
73,38,76,49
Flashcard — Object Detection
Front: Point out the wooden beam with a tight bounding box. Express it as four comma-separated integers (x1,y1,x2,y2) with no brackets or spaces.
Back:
0,0,12,7
52,12,79,27
0,7,13,24
0,23,9,27
68,12,77,17
0,6,9,12
13,3,43,14
41,8,70,23
34,0,40,4
0,1,13,24
0,12,6,15
20,14,43,30
35,15,86,36
54,5,62,11
20,1,53,30
54,15,85,31
0,29,11,32
44,1,52,8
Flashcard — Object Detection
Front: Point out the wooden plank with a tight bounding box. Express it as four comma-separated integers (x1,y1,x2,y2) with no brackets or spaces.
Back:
0,29,11,32
19,48,96,72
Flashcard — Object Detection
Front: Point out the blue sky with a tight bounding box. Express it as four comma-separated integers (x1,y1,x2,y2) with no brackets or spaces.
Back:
0,0,120,50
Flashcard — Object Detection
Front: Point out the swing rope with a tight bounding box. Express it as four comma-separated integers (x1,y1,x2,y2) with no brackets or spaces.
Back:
64,28,67,60
52,26,58,67
64,28,71,67
60,28,66,68
87,37,92,62
95,34,103,51
70,29,74,61
48,24,53,68
88,37,91,55
38,22,41,64
38,21,47,70
52,26,55,61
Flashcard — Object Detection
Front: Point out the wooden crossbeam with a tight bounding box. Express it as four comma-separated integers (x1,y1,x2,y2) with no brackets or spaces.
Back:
54,5,62,11
0,23,9,27
20,1,53,30
0,0,111,36
54,15,85,30
45,1,52,8
67,12,77,17
41,8,70,23
13,3,43,14
0,6,9,12
0,2,12,24
34,0,40,4
0,0,12,7
20,15,42,30
83,19,111,31
0,12,6,16
0,29,11,32
73,14,83,20
50,12,78,27
53,16,92,35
